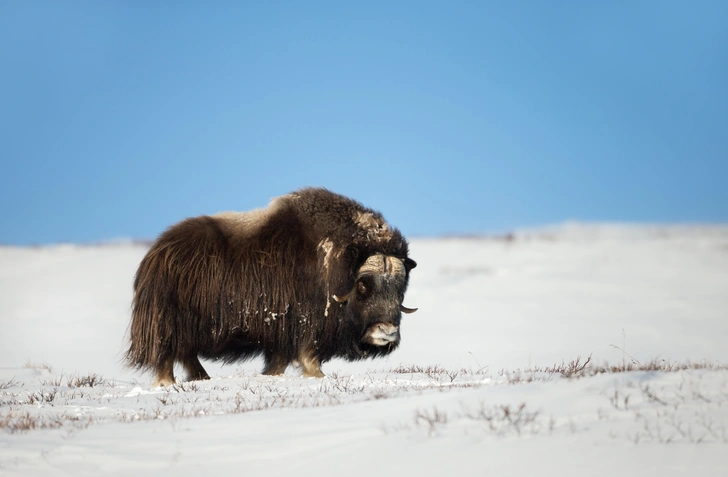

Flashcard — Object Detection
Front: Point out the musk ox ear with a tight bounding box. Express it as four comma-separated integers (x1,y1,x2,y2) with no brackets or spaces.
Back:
344,245,364,274
404,258,417,271
346,245,361,262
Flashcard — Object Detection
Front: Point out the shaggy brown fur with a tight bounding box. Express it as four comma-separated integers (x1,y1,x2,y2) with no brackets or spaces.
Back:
125,188,416,385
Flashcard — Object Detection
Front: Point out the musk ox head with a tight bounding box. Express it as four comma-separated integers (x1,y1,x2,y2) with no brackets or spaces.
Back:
333,253,417,356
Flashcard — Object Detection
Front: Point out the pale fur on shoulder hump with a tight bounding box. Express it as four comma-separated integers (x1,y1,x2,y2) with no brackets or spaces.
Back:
213,195,286,237
204,188,405,262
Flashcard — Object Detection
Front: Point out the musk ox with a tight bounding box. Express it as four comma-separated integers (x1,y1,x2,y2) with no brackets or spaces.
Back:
125,187,417,386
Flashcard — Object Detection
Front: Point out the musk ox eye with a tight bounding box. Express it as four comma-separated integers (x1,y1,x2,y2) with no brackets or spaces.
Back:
357,281,367,296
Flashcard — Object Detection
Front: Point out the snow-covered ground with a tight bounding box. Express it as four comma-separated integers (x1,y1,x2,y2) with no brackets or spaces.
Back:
2,224,727,476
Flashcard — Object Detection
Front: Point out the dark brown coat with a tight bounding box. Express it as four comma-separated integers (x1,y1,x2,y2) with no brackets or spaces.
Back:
125,188,416,385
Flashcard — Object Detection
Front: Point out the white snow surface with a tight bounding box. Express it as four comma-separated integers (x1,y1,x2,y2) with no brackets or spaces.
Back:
2,223,728,476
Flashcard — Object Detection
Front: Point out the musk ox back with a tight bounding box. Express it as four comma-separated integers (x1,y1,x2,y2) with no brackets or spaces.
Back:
125,188,417,386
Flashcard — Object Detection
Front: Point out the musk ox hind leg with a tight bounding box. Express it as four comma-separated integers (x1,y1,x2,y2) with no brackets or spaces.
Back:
152,355,176,387
262,353,289,376
182,355,210,381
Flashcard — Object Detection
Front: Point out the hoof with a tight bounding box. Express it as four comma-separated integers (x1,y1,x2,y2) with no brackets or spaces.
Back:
152,377,176,387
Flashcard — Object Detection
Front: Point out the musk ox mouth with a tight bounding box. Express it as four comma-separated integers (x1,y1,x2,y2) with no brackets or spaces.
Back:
362,322,399,347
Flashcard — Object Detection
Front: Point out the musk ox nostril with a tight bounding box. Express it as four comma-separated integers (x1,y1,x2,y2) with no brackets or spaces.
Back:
364,322,399,346
378,324,398,336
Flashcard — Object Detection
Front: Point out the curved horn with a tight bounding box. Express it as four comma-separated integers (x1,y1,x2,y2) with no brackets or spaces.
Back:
400,305,418,314
332,293,350,303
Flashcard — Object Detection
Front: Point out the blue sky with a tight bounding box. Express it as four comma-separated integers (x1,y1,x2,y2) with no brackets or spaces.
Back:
1,1,726,244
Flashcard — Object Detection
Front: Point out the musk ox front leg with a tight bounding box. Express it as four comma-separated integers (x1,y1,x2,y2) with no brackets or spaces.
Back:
299,349,325,378
262,353,289,376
